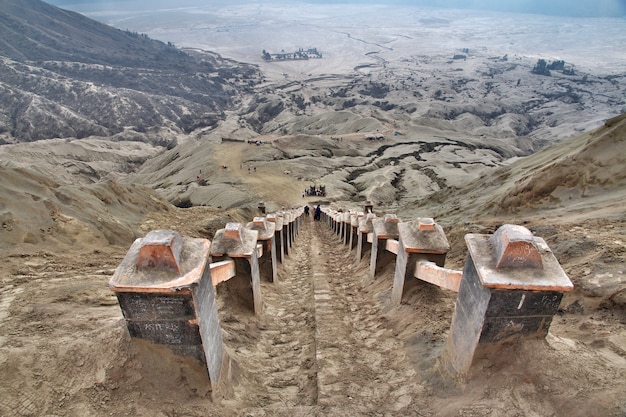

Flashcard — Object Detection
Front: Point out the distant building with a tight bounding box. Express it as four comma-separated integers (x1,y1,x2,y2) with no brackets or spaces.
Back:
262,47,322,62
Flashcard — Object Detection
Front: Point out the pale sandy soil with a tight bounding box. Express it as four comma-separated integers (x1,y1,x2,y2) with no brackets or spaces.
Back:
0,208,624,416
0,122,625,415
0,3,624,416
211,140,313,210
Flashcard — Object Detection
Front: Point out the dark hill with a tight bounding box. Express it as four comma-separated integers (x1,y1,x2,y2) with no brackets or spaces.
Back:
0,0,261,142
0,0,183,66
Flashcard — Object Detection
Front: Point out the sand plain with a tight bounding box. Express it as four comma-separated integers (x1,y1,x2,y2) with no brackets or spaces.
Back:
0,2,625,416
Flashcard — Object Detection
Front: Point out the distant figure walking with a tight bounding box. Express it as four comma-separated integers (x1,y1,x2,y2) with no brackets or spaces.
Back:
314,205,321,221
304,205,310,216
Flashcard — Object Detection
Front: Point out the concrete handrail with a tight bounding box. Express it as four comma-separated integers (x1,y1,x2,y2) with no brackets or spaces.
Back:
414,261,462,292
210,260,236,286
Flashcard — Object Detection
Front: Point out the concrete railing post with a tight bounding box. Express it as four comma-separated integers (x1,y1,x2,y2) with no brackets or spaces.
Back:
348,212,362,252
287,211,295,249
247,216,277,283
268,213,285,264
342,212,352,245
391,218,450,304
296,207,303,236
282,212,291,256
211,223,263,315
356,213,376,265
291,210,300,245
293,209,299,238
322,208,329,228
327,210,334,233
109,230,229,395
441,224,573,378
290,209,298,243
286,210,294,246
368,214,399,281
336,212,342,239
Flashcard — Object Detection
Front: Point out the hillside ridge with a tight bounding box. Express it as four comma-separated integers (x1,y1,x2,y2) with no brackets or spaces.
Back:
0,0,261,142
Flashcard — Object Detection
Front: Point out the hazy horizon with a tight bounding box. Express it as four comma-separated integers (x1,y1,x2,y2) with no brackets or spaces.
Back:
47,0,626,18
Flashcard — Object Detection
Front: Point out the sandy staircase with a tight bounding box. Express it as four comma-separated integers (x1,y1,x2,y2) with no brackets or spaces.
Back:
231,218,425,414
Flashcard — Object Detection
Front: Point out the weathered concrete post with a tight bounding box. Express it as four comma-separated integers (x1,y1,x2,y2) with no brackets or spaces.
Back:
322,208,330,229
327,210,335,233
390,218,450,304
441,224,574,379
342,212,352,245
324,208,332,227
267,213,285,264
368,214,400,281
348,212,363,251
333,211,341,237
332,211,340,235
290,209,298,243
287,211,295,249
282,212,291,256
295,207,303,237
109,230,229,395
247,217,277,283
290,210,297,245
292,209,298,239
356,213,376,265
211,223,263,315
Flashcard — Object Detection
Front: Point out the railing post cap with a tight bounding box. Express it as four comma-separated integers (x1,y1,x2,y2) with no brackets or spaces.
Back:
136,230,184,273
359,212,377,233
267,213,285,232
373,214,400,238
253,216,267,225
267,213,284,231
110,231,211,292
491,224,543,269
211,224,259,257
247,217,276,240
224,222,243,242
398,218,450,254
465,225,573,291
418,218,435,231
383,213,399,223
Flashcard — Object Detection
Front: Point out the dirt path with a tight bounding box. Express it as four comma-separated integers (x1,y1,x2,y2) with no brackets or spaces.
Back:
224,216,428,414
309,219,427,413
221,220,319,410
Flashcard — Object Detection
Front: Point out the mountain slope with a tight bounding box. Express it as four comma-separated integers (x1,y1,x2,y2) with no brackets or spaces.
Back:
0,0,261,142
0,0,181,65
406,112,626,222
